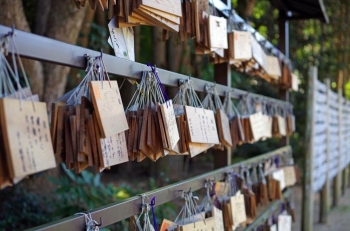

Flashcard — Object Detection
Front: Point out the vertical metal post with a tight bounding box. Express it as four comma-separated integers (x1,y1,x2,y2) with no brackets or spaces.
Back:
333,88,343,205
348,102,350,189
341,98,347,195
302,67,317,231
279,11,290,59
279,10,290,145
320,78,331,223
214,62,232,168
342,165,348,195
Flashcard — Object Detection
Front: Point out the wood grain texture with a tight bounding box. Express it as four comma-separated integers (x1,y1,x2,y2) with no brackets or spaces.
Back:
0,98,56,178
89,81,128,138
141,0,182,16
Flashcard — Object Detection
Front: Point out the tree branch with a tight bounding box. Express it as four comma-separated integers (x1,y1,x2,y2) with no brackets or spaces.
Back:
0,0,45,98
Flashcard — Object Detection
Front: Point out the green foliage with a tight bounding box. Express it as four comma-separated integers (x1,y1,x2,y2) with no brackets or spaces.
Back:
345,82,350,99
48,166,121,218
0,187,52,231
138,26,153,64
22,0,38,31
46,165,176,231
87,22,110,52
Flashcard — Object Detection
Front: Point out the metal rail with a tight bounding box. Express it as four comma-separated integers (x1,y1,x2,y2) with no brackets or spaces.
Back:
244,188,292,231
0,25,291,107
26,146,292,231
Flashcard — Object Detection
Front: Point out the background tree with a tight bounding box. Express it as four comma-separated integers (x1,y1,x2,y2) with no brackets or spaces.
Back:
0,0,88,106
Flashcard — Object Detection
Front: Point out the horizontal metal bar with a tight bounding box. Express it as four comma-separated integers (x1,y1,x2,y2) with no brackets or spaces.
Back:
244,188,292,231
26,146,292,231
0,25,291,107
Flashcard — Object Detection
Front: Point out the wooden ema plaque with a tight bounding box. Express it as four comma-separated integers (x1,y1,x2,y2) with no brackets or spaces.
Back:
292,73,299,91
278,215,292,231
251,36,267,72
270,224,277,231
214,182,229,197
94,110,129,168
108,18,135,61
180,217,216,231
188,142,214,157
89,81,128,138
115,0,182,32
266,55,281,80
232,30,252,61
209,15,228,49
0,98,56,178
159,100,180,149
229,193,247,226
249,112,267,141
277,115,287,136
185,106,219,144
272,169,286,190
264,115,273,138
0,120,12,189
283,165,297,187
100,133,129,168
212,206,225,231
216,109,232,147
159,219,176,231
141,0,182,17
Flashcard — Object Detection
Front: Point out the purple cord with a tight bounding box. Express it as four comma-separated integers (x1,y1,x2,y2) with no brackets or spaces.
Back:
150,197,158,231
210,180,220,209
146,62,169,103
274,156,279,168
281,202,285,212
272,213,277,224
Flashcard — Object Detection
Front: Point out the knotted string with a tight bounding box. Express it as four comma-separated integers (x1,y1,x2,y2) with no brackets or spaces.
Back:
272,213,277,224
150,197,158,231
281,202,286,213
146,62,169,103
209,180,220,209
274,156,279,168
75,213,100,231
228,172,239,197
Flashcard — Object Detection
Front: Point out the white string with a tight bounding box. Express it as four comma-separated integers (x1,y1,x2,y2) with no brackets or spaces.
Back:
75,213,100,231
126,71,166,114
134,202,155,231
198,181,214,213
66,57,98,105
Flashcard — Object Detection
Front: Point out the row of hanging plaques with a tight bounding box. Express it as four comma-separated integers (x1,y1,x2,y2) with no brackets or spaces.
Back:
0,30,294,188
0,33,56,189
50,56,295,174
77,155,297,231
76,0,296,89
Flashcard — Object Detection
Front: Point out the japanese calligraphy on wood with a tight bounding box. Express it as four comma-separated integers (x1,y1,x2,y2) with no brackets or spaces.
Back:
89,81,128,138
0,98,56,178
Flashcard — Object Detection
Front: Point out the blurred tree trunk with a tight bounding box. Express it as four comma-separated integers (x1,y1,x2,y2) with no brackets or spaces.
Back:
0,0,90,196
94,8,110,55
236,0,257,20
67,7,95,91
34,0,51,36
343,1,350,87
42,1,88,109
152,27,166,68
134,26,141,61
167,32,182,72
79,8,96,48
0,0,45,99
151,27,165,178
180,41,192,74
